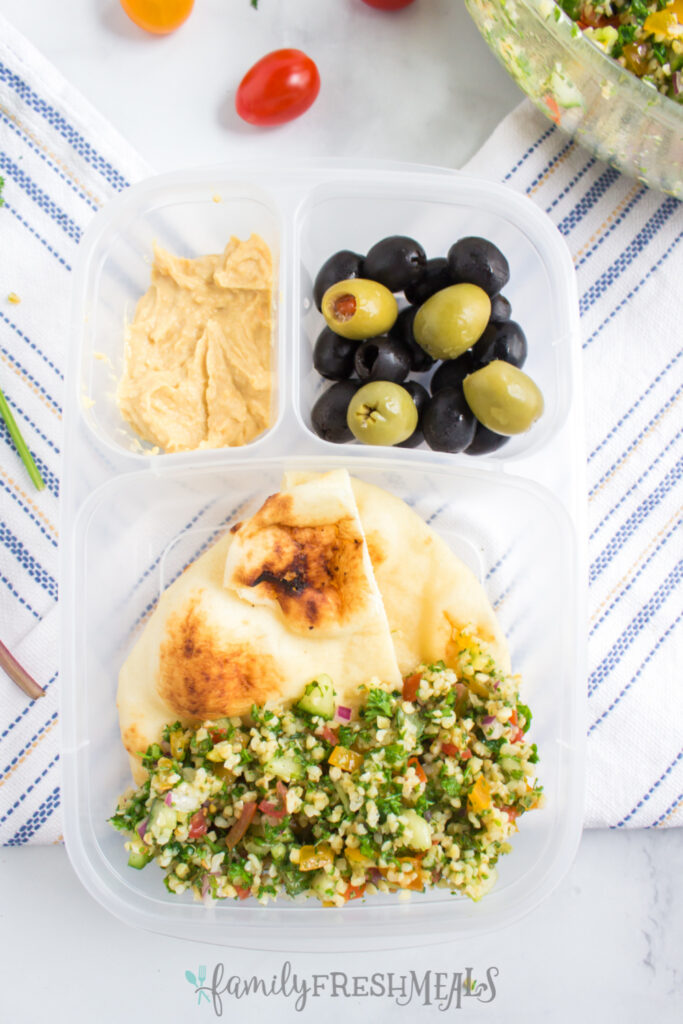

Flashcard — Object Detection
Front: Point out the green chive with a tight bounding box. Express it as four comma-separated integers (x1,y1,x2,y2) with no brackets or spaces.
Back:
0,386,45,490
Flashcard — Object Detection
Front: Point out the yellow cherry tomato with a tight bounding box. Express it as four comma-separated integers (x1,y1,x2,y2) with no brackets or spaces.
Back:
120,0,194,35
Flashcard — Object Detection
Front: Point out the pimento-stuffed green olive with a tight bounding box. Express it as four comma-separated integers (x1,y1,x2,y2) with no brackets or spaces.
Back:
322,279,398,341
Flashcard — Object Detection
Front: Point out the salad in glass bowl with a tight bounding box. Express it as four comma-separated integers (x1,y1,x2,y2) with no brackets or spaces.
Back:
465,0,683,196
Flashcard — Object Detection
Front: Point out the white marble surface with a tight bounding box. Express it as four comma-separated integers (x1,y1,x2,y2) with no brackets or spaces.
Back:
0,0,519,171
0,0,682,1020
1,831,683,1021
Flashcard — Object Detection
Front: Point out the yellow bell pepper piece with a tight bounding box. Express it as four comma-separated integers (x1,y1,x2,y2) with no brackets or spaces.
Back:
468,776,492,814
298,844,334,872
169,729,186,760
328,745,363,772
644,7,683,39
345,846,373,867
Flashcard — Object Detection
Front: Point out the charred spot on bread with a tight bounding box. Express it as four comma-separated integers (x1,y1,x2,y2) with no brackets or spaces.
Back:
226,489,373,634
157,594,280,717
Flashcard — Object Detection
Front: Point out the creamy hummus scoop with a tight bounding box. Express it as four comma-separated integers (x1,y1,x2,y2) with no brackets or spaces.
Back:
117,234,272,453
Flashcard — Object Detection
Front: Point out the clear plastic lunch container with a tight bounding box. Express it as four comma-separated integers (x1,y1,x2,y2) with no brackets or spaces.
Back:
61,165,586,951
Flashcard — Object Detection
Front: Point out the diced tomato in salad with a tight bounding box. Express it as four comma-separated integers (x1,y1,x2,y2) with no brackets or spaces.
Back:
402,673,421,702
188,808,208,839
407,756,427,784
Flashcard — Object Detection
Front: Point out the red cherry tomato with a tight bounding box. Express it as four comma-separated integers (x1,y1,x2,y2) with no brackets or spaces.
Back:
235,49,320,126
361,0,417,9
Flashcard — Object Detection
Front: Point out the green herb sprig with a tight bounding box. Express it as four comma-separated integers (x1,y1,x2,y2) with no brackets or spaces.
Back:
0,386,46,491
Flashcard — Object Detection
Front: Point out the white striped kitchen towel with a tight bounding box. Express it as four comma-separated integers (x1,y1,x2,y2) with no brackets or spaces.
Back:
0,13,149,845
0,13,681,842
466,103,682,829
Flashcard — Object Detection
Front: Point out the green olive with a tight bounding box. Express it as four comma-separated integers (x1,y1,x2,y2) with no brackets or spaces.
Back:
322,279,398,340
413,283,490,360
463,360,544,435
347,381,418,446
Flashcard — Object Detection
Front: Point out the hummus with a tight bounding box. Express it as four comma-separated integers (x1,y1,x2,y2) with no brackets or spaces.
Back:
117,234,272,453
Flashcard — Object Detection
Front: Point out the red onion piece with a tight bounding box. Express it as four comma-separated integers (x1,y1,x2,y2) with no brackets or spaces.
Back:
482,715,496,725
336,705,352,721
136,818,148,841
164,792,173,807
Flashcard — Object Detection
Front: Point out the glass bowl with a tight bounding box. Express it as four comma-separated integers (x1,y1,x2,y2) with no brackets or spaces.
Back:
465,0,683,197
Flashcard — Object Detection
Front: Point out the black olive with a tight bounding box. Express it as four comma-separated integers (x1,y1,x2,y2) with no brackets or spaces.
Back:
490,294,512,322
362,235,426,293
464,422,510,456
310,380,361,443
422,387,476,453
388,306,435,373
354,336,411,383
471,320,527,368
313,250,364,311
447,236,510,297
430,349,484,395
396,381,430,448
312,326,358,380
404,257,452,305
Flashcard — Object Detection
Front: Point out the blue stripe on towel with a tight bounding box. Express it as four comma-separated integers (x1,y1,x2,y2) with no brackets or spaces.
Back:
0,523,58,599
0,672,59,746
0,152,82,242
614,749,683,827
0,478,59,548
580,197,680,316
584,226,683,347
6,786,60,845
589,429,681,543
589,461,683,583
545,155,596,216
1,711,59,779
588,351,682,463
0,753,60,827
0,310,64,381
0,60,131,192
588,609,683,736
2,201,72,269
0,108,98,211
588,561,683,695
556,166,621,237
589,520,681,639
0,573,42,620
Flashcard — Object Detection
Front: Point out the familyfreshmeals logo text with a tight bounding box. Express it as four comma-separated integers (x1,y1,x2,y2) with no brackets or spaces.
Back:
184,960,499,1013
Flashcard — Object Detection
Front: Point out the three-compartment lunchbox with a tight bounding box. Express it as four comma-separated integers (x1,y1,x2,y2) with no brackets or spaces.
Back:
60,165,586,951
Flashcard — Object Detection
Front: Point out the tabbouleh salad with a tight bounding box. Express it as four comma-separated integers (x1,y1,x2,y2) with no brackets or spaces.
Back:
557,1,683,99
111,629,542,906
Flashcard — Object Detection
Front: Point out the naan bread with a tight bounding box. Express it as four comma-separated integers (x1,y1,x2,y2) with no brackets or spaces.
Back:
284,472,510,675
117,470,401,783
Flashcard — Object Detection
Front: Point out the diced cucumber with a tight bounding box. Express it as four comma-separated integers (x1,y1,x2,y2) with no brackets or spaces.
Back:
309,869,336,902
398,809,432,851
548,68,583,109
297,674,336,720
148,799,178,842
499,756,524,780
266,753,304,781
128,848,152,870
